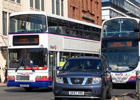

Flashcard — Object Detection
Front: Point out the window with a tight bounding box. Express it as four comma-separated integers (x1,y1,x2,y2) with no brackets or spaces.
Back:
97,16,99,25
41,0,44,11
47,17,101,40
11,0,15,2
30,0,33,7
56,0,60,15
72,7,75,18
17,0,20,3
58,19,69,34
9,14,46,33
9,49,47,68
86,0,88,10
82,0,84,9
48,17,58,34
3,11,7,35
69,22,79,36
96,1,98,9
90,0,93,13
61,0,64,16
52,0,55,14
35,0,40,9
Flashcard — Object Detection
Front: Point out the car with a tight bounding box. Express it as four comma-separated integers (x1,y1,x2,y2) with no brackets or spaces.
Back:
53,56,112,100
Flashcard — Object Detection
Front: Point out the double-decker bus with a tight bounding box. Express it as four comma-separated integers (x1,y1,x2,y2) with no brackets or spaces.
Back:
102,17,140,84
7,11,101,91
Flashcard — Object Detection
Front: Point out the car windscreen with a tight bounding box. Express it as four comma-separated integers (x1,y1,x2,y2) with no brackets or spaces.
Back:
63,59,102,72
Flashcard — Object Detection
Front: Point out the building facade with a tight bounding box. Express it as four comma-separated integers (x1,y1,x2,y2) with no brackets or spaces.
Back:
0,0,102,82
68,0,102,26
102,0,140,21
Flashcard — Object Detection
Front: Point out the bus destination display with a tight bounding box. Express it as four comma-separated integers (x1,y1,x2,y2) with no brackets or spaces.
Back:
107,41,132,48
13,35,39,46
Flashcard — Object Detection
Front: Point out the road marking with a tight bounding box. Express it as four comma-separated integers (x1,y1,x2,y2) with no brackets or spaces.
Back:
115,97,118,100
111,96,114,100
110,96,118,100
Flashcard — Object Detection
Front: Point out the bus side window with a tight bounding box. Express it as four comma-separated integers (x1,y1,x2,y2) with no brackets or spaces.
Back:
58,19,69,35
48,17,58,34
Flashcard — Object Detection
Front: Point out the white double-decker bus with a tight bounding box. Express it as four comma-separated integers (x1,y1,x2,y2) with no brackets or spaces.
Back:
7,11,101,91
102,17,140,84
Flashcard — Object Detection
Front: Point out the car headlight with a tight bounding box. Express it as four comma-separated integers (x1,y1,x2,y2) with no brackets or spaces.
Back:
92,77,101,84
56,77,63,84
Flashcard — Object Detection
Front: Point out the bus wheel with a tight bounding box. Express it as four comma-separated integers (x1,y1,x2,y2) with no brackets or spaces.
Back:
24,87,33,91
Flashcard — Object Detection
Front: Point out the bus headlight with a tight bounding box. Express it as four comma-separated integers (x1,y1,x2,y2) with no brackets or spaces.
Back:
8,76,15,79
92,77,101,84
56,77,63,84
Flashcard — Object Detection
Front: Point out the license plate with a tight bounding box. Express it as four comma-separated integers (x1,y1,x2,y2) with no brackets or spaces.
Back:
20,84,29,87
69,91,84,95
115,80,124,83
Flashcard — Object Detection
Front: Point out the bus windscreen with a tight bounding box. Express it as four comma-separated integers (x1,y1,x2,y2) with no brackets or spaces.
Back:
103,18,137,38
9,14,46,33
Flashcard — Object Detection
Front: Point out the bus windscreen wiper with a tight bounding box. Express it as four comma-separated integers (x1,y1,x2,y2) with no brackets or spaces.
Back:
15,59,23,72
15,58,35,72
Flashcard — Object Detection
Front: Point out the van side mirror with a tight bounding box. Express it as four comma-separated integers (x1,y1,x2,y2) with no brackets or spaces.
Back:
56,66,62,71
134,32,140,41
134,24,140,33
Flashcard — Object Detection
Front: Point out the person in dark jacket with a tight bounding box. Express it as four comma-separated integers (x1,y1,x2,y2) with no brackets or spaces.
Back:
4,65,8,83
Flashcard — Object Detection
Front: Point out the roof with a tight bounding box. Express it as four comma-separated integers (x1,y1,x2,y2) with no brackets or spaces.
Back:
102,17,140,26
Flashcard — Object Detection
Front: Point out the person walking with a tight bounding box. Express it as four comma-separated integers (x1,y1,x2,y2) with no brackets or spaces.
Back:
0,67,1,83
4,65,8,83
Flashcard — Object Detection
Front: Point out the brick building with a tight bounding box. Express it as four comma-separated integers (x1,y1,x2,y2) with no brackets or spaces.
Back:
68,0,102,26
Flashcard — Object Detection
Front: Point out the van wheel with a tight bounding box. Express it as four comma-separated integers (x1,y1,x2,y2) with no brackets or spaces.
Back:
55,97,62,100
24,87,33,91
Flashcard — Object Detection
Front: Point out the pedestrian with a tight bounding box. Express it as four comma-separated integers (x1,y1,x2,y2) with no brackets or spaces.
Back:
0,67,1,83
4,65,8,83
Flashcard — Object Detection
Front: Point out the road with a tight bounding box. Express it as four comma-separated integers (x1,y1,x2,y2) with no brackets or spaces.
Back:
0,84,138,100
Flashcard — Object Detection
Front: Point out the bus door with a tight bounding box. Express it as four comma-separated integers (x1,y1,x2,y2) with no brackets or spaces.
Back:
49,51,57,82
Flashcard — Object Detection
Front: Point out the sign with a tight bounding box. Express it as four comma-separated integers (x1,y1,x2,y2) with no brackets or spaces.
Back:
13,35,39,46
50,45,57,50
107,41,132,48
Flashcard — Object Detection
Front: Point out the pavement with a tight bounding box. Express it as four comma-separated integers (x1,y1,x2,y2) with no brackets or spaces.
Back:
136,93,140,100
0,82,7,87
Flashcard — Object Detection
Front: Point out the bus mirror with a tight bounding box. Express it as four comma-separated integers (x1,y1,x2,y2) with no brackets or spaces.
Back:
134,32,140,41
43,48,48,62
134,24,140,32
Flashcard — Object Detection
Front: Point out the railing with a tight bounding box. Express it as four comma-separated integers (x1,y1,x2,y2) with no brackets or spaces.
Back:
136,70,140,97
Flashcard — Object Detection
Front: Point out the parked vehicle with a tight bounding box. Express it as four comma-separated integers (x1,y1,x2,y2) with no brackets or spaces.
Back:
53,56,112,100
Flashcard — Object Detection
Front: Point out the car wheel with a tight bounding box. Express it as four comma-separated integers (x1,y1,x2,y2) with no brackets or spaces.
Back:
24,87,33,92
55,97,62,100
101,88,107,100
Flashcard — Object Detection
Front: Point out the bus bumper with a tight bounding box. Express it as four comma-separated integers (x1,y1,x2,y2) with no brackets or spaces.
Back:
7,80,52,88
